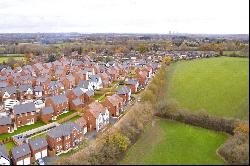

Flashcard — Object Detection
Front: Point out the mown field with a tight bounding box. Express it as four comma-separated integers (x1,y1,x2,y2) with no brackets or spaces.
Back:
166,57,249,119
0,54,24,63
120,119,228,165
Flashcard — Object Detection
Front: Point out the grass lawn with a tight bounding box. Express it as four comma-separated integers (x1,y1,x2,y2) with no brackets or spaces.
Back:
5,141,16,155
166,57,249,119
0,121,45,141
50,110,76,122
120,119,228,165
68,115,82,122
0,54,24,63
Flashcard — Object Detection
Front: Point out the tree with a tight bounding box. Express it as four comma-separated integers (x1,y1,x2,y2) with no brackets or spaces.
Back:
47,54,56,62
24,52,33,64
6,57,17,69
163,56,172,65
137,44,149,54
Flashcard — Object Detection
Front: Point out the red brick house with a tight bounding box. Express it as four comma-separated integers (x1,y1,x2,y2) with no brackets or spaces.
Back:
103,94,124,117
46,122,83,154
10,143,31,165
18,84,33,100
83,101,109,132
40,107,54,123
1,86,17,102
0,116,14,134
74,117,88,134
116,86,131,103
45,94,69,119
125,79,139,93
66,87,85,103
61,74,75,90
12,102,37,128
28,137,48,160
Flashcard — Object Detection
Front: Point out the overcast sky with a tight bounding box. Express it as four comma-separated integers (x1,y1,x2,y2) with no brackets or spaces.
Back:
0,0,249,34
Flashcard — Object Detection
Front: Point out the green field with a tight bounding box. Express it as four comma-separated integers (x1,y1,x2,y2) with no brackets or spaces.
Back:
120,119,228,165
166,57,249,119
0,54,24,63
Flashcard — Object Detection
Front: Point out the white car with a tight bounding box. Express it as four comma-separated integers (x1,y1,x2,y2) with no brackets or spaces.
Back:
34,100,45,109
4,99,20,110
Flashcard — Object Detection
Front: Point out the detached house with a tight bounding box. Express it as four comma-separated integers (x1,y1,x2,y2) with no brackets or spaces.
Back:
78,80,93,92
125,79,139,93
12,102,37,128
66,87,85,110
28,137,48,160
84,90,94,103
61,74,75,90
89,75,103,90
45,94,69,119
103,94,124,117
46,122,83,154
0,116,14,134
83,101,109,132
10,143,31,165
18,84,33,100
116,86,131,103
74,117,87,134
1,86,17,102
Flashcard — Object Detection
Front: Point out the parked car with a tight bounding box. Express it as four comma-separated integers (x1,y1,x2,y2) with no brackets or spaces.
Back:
36,158,45,165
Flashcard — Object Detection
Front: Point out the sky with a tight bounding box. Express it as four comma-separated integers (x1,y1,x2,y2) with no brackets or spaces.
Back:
0,0,249,34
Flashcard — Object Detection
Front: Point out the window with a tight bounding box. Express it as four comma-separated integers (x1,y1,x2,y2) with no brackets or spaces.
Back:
57,137,61,142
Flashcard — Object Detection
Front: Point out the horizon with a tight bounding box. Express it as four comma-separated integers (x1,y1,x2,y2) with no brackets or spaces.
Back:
0,32,249,35
0,0,249,34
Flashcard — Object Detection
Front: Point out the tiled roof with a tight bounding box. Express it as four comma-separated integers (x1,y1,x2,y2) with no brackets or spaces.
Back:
13,102,36,115
0,116,12,126
87,101,106,118
29,137,48,151
11,144,31,160
47,121,81,138
0,144,9,161
46,94,68,105
116,86,130,94
41,107,54,115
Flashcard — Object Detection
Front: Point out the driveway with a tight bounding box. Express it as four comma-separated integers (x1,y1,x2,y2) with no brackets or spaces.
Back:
85,131,97,141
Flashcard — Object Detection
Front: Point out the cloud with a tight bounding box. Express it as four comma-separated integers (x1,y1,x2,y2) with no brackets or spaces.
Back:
0,0,249,33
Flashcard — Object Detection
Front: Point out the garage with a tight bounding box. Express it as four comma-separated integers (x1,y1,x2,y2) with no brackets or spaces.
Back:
16,157,30,165
41,149,47,158
35,152,42,160
23,157,30,165
16,160,23,165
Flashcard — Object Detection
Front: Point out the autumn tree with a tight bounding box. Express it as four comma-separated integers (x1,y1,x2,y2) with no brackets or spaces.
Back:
163,56,172,65
24,52,33,64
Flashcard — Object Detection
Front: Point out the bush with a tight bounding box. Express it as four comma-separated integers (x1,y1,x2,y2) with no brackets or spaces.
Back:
155,102,239,134
218,131,249,165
